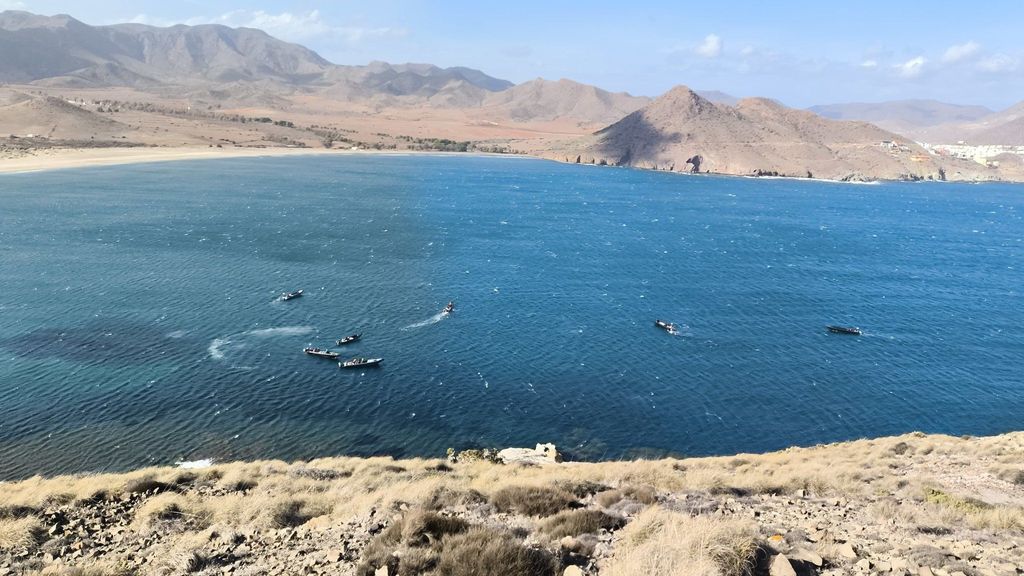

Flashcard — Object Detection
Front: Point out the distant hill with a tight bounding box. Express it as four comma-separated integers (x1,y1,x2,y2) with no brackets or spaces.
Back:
0,11,511,102
541,86,991,182
808,99,1024,146
696,90,740,106
480,78,649,126
808,100,994,138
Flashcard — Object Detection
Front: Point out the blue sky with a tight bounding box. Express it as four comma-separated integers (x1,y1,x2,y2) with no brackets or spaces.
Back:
4,0,1023,109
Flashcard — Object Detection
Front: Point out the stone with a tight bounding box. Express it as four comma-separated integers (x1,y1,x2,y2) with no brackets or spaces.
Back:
563,567,584,576
919,568,934,576
497,443,562,465
789,547,824,567
770,554,798,576
856,559,872,571
374,567,389,576
838,542,858,560
874,560,891,572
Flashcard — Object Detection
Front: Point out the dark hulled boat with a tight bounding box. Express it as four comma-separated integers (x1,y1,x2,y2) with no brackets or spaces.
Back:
303,347,339,359
280,289,304,301
654,319,677,333
340,357,383,368
826,325,862,335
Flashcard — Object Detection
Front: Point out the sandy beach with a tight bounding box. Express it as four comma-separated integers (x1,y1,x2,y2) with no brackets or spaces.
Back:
0,146,403,175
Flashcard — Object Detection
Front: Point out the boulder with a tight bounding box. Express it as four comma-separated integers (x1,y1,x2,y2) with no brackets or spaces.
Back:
838,542,858,560
563,566,584,576
789,547,823,567
497,443,562,465
770,554,798,576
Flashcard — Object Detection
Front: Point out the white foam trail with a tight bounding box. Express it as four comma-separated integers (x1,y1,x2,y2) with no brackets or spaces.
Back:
208,338,229,360
402,312,447,331
208,326,315,359
166,330,188,339
244,326,314,338
176,458,214,469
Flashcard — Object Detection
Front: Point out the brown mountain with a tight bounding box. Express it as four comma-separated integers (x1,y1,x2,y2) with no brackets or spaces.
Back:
479,78,649,126
809,100,993,138
539,86,992,182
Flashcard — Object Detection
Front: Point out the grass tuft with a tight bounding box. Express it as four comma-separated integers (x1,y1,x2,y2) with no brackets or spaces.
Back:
490,485,577,517
540,509,625,539
437,527,557,576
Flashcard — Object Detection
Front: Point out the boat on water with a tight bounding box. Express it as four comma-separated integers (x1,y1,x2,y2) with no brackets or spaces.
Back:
340,357,383,368
827,325,862,335
303,347,339,359
443,301,455,314
336,334,361,345
280,289,303,301
654,319,677,333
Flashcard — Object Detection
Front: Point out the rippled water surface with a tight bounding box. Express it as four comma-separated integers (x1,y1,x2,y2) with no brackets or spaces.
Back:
1,155,1021,479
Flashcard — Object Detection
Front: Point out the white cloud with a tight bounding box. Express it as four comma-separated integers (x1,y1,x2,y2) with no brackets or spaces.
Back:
0,0,26,8
860,59,878,68
696,34,722,58
894,56,926,77
977,53,1017,73
739,45,755,57
942,41,981,63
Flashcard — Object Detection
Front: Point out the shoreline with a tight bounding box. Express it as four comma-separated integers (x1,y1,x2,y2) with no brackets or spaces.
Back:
0,146,528,175
2,145,1020,185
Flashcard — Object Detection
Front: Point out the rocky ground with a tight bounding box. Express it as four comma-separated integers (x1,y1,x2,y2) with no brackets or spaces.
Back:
1,433,1022,576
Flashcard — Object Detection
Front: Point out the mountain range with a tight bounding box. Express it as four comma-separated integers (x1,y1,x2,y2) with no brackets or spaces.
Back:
808,99,1024,146
1,10,1020,181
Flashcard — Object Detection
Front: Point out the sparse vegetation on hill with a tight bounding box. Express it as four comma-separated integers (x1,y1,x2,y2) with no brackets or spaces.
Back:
1,432,1022,575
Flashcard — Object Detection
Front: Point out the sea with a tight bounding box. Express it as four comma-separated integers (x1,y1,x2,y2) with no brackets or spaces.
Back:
0,154,1021,480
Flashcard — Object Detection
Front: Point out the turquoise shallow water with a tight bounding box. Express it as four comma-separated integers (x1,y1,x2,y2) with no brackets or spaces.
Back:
0,154,1022,479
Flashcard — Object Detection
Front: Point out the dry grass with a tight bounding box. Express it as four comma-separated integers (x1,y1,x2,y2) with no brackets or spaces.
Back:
0,516,45,551
436,527,557,576
358,510,473,575
539,509,624,539
134,493,211,533
489,485,577,517
602,507,758,576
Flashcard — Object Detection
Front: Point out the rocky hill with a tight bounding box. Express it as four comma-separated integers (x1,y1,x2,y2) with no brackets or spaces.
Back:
537,86,997,182
0,432,1022,576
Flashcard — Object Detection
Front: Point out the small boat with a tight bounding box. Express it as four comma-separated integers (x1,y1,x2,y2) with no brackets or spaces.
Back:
443,301,455,314
280,289,304,301
336,334,361,345
826,325,862,335
654,319,677,333
340,357,383,368
303,347,339,359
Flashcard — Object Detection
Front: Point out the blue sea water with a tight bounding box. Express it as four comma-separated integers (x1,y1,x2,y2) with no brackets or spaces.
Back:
0,154,1021,480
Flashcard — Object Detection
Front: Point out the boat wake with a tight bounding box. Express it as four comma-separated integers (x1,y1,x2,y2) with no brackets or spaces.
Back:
208,325,315,360
402,312,447,331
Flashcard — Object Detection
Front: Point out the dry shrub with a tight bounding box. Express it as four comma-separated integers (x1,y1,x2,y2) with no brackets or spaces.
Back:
490,485,576,517
358,510,471,575
134,493,210,532
436,527,556,576
268,498,330,528
0,516,45,551
556,479,611,498
540,509,624,539
123,475,169,495
597,485,658,508
423,486,487,511
603,507,757,576
36,561,134,576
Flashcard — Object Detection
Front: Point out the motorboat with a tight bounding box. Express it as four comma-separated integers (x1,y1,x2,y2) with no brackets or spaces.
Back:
340,357,383,368
303,347,339,359
336,334,361,345
826,325,862,335
654,319,677,333
443,301,455,314
280,289,304,301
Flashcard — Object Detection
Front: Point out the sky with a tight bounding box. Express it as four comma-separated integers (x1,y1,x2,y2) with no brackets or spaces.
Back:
3,0,1023,109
